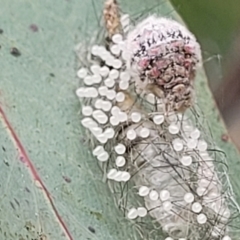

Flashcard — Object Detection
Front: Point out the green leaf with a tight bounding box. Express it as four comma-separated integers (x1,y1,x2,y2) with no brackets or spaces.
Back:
0,0,239,239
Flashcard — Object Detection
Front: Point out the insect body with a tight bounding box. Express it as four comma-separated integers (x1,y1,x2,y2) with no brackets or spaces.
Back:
126,16,202,112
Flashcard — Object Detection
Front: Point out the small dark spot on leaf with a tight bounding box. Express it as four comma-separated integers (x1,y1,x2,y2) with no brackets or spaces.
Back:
29,24,38,32
90,211,102,220
3,159,9,167
2,146,6,151
49,73,55,77
19,155,26,163
10,201,15,210
88,226,96,234
24,221,35,232
14,198,20,207
221,133,229,142
0,29,3,34
10,47,21,57
62,175,71,183
39,233,48,240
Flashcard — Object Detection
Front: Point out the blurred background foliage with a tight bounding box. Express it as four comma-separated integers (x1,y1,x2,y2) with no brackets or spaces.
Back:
170,0,240,149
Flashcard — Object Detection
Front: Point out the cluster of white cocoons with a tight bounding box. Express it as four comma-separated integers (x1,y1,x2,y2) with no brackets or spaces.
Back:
127,206,148,219
137,183,207,224
76,32,132,143
76,15,233,240
125,112,231,239
107,168,131,182
76,33,135,186
137,184,204,224
166,113,208,156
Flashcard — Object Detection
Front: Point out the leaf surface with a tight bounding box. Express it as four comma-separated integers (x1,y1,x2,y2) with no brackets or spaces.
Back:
0,0,240,239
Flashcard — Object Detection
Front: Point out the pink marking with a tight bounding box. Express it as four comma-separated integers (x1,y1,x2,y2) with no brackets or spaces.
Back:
19,155,26,163
150,67,160,78
175,54,185,63
155,59,167,69
0,105,73,240
184,45,194,54
171,40,184,48
184,59,193,68
138,58,149,69
148,47,161,56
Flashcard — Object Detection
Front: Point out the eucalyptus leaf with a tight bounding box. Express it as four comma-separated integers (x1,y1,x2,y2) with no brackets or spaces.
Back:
0,0,240,239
